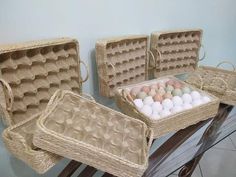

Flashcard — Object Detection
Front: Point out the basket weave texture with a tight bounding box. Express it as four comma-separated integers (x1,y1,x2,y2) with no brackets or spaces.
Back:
115,76,220,138
33,90,153,177
0,38,88,173
185,62,236,105
96,35,148,97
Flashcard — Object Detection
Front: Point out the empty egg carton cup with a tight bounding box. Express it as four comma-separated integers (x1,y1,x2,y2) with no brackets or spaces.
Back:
186,61,236,106
33,90,153,177
0,38,89,173
96,35,149,97
115,76,219,138
150,29,205,77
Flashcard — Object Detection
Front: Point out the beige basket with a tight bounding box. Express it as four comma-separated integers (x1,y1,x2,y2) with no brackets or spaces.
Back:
33,90,153,177
150,29,204,77
0,38,89,173
115,76,219,138
96,35,149,97
185,61,236,105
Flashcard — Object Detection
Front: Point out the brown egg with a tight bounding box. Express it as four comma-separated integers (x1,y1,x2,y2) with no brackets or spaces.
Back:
163,92,173,99
153,94,163,102
141,86,150,93
174,82,182,89
150,84,158,90
166,80,175,86
131,87,141,96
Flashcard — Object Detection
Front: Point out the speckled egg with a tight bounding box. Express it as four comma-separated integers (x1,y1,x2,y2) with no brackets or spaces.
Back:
153,94,163,102
172,88,183,96
162,99,174,110
152,102,163,112
182,86,191,94
140,105,152,117
182,93,192,104
141,86,150,93
143,96,154,105
137,91,147,100
191,91,201,100
133,99,143,109
148,89,156,97
172,96,183,106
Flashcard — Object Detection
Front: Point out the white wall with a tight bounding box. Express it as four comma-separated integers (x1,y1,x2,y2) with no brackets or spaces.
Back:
0,0,235,94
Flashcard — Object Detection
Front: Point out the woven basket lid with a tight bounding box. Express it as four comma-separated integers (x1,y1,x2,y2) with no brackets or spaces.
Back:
150,29,203,77
96,35,149,97
0,38,86,126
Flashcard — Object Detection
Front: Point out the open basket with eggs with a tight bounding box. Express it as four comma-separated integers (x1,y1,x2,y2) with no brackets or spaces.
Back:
112,29,220,138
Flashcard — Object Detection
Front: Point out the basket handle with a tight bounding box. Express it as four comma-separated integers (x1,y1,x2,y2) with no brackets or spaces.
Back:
207,77,229,94
0,78,13,111
186,73,203,90
47,89,63,108
121,89,134,103
79,60,89,83
98,62,116,84
146,129,154,150
154,48,162,68
147,50,156,69
216,61,235,71
199,45,206,61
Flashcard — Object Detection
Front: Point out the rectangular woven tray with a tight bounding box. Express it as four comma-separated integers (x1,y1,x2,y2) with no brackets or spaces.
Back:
33,90,153,177
96,35,148,97
115,76,220,138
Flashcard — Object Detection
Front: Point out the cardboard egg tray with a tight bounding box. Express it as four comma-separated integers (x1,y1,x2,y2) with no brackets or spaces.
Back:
150,29,202,77
115,76,220,138
96,35,148,97
0,38,88,173
33,90,153,177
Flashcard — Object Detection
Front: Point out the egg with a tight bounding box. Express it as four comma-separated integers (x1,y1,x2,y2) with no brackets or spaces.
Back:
192,99,202,107
182,103,193,110
182,93,192,104
171,105,183,113
151,102,163,112
165,85,174,92
130,87,141,96
160,109,171,117
157,87,166,96
166,80,175,86
150,111,161,120
153,94,163,102
150,84,158,90
172,96,183,106
148,89,156,97
157,82,166,88
137,91,147,100
172,88,183,96
174,81,182,89
163,92,173,99
143,96,154,105
191,91,201,100
133,99,143,109
141,86,150,93
202,96,211,103
162,99,174,110
182,86,191,94
140,105,152,117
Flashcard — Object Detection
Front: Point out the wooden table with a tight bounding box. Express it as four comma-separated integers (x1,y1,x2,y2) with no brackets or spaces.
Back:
58,104,236,177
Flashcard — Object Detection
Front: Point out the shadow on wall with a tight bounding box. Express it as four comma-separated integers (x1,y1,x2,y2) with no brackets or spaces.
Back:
90,49,99,96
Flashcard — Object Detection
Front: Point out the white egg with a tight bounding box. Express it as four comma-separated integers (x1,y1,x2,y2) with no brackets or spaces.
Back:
143,96,154,105
160,109,171,117
192,99,202,107
172,96,183,106
150,111,161,120
202,96,211,103
151,102,163,112
182,93,192,104
182,103,193,110
191,91,201,100
162,99,174,110
171,105,183,114
140,105,152,116
133,99,144,109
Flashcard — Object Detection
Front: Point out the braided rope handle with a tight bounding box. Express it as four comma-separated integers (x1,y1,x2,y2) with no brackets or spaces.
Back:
121,89,134,103
216,61,235,71
79,60,89,83
146,129,154,150
199,45,206,61
98,61,116,84
0,78,14,111
147,50,156,69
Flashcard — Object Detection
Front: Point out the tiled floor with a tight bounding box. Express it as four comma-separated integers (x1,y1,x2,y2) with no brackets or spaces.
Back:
170,132,236,177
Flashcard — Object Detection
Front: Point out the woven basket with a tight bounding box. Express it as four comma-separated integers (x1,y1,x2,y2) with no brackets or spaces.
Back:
115,76,219,138
0,38,89,173
96,35,149,97
149,29,204,78
185,61,236,106
33,90,153,177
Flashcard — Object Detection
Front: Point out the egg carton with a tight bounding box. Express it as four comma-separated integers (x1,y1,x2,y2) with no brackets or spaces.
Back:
0,38,88,126
96,35,148,97
185,61,236,106
0,38,89,173
115,76,220,138
33,90,153,177
150,29,203,77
